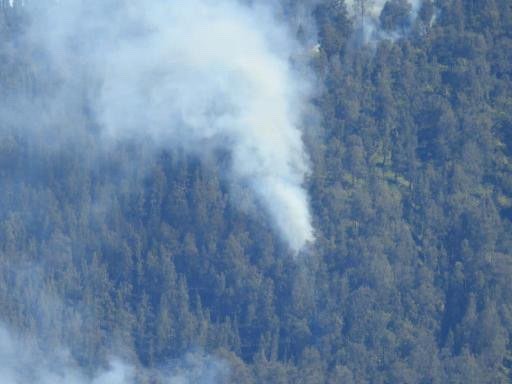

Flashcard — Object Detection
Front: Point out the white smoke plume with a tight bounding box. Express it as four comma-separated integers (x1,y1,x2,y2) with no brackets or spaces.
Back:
344,0,424,43
0,323,228,384
26,0,315,252
345,0,422,18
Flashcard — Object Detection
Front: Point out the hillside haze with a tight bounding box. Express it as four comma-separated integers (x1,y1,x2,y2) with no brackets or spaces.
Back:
0,0,511,383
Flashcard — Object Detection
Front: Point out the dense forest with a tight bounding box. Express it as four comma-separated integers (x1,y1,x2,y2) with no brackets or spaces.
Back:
0,0,511,382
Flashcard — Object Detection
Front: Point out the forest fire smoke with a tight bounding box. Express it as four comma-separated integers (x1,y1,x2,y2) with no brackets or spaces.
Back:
29,0,315,252
345,0,425,42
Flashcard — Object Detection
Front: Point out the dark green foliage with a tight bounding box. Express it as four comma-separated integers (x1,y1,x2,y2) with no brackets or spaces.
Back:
380,0,412,32
0,0,511,382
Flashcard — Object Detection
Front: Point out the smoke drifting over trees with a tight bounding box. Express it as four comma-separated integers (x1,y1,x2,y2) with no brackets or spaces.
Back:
344,0,429,42
0,323,228,383
27,0,315,253
1,0,512,383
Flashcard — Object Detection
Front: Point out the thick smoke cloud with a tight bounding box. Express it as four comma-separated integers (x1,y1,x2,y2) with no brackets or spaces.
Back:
0,2,317,381
26,0,315,252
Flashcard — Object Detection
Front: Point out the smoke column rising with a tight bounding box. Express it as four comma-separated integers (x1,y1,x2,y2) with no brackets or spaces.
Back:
28,0,315,252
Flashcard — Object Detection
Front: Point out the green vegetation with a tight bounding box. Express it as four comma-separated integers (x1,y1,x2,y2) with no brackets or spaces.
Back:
0,0,511,382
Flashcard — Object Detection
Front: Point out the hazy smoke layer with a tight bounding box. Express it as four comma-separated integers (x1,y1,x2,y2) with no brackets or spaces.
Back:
0,324,227,384
28,0,314,252
0,324,130,384
0,261,229,383
345,0,422,18
345,0,423,42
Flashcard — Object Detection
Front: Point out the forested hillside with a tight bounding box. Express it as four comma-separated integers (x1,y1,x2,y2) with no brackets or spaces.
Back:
0,0,511,383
